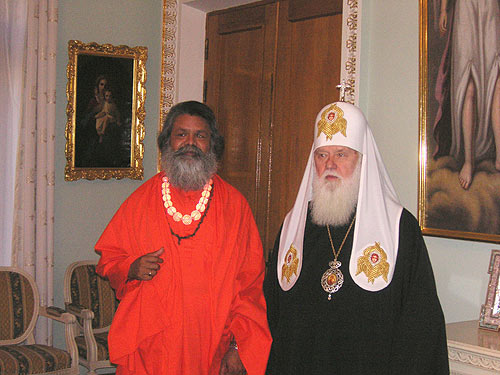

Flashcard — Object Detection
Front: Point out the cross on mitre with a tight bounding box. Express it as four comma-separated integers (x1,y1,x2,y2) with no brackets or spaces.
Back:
336,79,351,102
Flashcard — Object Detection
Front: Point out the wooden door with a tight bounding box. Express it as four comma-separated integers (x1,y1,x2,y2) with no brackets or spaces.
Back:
204,0,343,258
269,0,343,255
204,1,277,248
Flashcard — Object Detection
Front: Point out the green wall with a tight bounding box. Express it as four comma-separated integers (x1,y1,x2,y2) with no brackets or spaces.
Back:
359,0,491,324
54,0,162,338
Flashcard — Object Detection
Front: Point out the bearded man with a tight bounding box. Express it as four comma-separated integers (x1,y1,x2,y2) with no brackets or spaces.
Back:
95,101,272,375
263,102,449,374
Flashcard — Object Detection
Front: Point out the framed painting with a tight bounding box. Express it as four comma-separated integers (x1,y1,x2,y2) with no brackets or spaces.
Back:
65,40,147,181
418,0,500,243
479,250,500,331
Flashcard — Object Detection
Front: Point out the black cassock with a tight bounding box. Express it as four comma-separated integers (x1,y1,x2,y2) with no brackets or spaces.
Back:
264,208,449,374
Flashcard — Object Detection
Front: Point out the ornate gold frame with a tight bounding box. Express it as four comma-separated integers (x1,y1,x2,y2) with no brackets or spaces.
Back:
158,0,178,171
65,40,147,181
340,0,361,105
480,250,500,331
159,0,177,137
418,0,500,243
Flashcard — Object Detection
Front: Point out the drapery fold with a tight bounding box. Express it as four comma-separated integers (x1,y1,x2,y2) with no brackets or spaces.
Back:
0,0,28,267
7,0,58,345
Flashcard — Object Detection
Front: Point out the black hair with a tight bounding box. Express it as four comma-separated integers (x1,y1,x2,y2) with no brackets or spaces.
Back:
157,101,225,160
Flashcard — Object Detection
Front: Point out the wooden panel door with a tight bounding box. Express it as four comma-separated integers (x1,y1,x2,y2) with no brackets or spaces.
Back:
268,0,343,255
204,0,343,258
204,1,277,249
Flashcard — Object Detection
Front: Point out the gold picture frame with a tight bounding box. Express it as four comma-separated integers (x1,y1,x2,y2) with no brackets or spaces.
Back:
479,250,500,331
65,40,147,181
418,1,500,243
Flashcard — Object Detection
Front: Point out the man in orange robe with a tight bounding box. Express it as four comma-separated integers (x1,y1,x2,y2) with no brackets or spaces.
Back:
96,101,272,375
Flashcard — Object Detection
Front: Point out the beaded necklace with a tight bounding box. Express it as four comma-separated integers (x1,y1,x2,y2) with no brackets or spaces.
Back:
161,176,214,244
162,176,212,225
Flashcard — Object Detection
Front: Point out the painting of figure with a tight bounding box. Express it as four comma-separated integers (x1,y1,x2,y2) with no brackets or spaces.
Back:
74,56,132,169
420,0,500,241
65,40,147,181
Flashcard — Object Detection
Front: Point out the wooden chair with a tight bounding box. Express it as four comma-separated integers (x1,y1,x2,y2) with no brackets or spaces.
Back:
0,266,79,375
64,260,118,374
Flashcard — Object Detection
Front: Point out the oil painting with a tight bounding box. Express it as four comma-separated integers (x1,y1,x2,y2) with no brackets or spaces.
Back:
418,0,500,242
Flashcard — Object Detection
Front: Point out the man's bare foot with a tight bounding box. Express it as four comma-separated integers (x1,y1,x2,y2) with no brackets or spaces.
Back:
458,162,473,190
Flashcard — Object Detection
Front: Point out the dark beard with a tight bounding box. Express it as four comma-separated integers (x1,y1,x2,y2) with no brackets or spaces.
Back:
161,144,217,191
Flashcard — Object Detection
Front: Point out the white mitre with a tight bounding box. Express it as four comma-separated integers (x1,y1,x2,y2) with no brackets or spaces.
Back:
277,102,403,292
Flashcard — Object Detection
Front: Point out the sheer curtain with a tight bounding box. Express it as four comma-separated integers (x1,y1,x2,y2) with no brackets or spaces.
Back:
1,0,58,345
0,0,27,267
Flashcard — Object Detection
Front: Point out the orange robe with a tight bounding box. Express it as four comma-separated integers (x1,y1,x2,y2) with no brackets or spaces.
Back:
95,173,272,375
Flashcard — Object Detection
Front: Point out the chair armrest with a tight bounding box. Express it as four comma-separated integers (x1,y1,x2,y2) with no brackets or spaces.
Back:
65,303,99,363
66,302,94,320
44,306,66,316
39,305,80,371
40,305,76,324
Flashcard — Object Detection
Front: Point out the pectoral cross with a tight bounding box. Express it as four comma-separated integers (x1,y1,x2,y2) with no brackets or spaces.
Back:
336,79,350,102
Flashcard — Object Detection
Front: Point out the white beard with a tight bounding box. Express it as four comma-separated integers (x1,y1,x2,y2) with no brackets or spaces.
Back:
310,160,361,227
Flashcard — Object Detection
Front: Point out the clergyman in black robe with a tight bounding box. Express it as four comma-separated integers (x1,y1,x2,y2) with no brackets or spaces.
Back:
263,101,449,374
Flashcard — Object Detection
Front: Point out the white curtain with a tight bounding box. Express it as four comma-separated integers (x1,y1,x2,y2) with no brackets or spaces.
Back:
7,0,58,345
0,1,27,267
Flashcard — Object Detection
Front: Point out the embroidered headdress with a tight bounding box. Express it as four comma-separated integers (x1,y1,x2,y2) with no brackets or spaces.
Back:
277,102,403,292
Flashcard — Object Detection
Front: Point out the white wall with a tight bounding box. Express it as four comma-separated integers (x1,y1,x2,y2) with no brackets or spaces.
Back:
176,4,206,102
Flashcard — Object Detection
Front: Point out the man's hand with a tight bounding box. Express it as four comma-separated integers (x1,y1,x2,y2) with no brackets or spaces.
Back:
219,347,246,375
128,248,164,281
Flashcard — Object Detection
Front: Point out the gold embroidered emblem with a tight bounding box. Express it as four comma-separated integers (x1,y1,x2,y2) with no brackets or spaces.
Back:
281,244,299,282
355,242,390,284
316,103,347,140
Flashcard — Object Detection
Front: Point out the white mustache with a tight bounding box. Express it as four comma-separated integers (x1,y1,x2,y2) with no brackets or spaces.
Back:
321,170,341,179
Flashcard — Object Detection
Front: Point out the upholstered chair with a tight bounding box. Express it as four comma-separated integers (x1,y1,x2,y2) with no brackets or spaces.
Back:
0,266,79,375
64,260,118,375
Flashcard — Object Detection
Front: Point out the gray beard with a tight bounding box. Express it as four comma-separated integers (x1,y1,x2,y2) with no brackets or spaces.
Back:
310,160,361,227
161,144,218,191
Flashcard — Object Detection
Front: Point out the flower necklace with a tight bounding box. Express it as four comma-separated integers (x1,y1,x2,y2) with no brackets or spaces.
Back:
161,176,214,244
320,216,356,300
